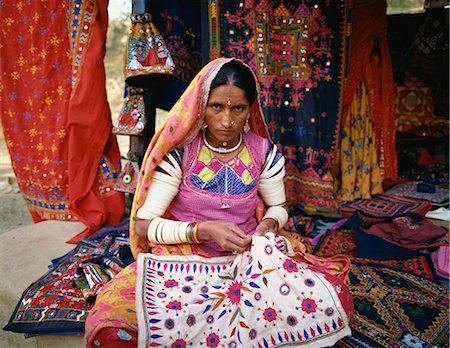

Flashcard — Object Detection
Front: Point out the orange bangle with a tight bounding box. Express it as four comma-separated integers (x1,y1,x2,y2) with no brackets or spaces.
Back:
192,223,201,244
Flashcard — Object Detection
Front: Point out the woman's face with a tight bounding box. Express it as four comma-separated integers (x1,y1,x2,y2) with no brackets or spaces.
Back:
204,84,250,146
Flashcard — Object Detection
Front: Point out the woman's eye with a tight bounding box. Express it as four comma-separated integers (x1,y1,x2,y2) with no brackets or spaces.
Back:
234,106,244,112
211,104,221,110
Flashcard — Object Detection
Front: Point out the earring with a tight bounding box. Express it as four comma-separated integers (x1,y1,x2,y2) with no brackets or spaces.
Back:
244,119,250,133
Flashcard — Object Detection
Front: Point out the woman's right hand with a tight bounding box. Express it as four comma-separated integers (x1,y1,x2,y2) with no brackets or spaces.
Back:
197,221,252,254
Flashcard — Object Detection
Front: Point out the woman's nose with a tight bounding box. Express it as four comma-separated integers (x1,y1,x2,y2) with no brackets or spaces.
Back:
222,110,234,128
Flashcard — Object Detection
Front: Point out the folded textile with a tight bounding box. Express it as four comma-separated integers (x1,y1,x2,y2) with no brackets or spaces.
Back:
363,215,447,249
431,246,449,279
353,229,424,260
386,181,449,206
426,207,450,221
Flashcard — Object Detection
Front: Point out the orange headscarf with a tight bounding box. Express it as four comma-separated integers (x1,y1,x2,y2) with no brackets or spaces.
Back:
129,57,269,258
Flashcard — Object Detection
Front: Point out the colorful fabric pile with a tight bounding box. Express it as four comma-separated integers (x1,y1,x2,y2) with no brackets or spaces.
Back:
3,221,133,336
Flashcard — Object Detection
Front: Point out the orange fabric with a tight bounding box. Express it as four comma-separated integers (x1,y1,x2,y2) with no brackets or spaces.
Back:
342,0,397,180
129,58,269,258
66,0,125,242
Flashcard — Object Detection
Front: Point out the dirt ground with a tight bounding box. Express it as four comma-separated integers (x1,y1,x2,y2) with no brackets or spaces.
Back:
0,121,34,234
0,190,33,235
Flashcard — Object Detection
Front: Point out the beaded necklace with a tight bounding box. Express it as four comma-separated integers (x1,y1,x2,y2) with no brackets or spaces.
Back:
203,131,242,154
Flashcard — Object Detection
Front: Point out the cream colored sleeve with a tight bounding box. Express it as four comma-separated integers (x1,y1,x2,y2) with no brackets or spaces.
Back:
259,144,286,206
258,144,288,229
136,152,182,219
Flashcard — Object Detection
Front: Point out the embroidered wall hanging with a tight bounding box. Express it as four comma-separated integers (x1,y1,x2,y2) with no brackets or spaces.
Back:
395,83,434,132
138,1,204,111
114,157,140,194
113,86,146,136
124,13,175,84
207,0,351,216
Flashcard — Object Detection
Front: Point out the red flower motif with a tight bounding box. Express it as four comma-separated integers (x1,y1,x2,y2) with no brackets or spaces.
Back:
226,281,243,305
166,300,182,310
164,279,179,288
301,298,317,313
283,259,298,273
263,308,277,322
171,339,186,348
206,332,220,347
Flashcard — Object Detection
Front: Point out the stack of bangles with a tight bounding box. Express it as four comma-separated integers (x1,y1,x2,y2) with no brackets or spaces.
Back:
147,217,201,244
186,222,200,244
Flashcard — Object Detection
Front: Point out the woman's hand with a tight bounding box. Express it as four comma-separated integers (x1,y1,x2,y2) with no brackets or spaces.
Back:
136,219,151,238
197,221,252,254
254,218,277,236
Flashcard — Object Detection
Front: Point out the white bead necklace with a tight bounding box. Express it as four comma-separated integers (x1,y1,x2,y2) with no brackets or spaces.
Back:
203,131,242,154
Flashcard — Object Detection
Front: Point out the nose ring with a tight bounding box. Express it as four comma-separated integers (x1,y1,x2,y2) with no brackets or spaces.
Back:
230,120,235,126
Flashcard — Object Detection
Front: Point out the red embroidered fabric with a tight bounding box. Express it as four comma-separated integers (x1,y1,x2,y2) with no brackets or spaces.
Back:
342,0,398,180
0,0,124,242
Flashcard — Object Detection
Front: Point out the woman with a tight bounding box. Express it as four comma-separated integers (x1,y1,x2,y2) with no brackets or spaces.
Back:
85,58,353,347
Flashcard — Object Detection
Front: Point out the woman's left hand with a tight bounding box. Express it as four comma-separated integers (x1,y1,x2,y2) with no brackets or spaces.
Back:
254,219,277,236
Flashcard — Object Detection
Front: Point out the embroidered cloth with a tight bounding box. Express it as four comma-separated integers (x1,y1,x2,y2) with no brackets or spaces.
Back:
338,194,432,219
208,0,351,216
0,0,124,241
3,240,99,335
386,181,450,206
136,234,352,348
341,0,397,180
344,264,449,348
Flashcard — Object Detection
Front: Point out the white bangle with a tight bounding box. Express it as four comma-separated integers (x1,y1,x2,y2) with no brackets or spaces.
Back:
147,217,200,244
147,218,189,244
262,206,289,230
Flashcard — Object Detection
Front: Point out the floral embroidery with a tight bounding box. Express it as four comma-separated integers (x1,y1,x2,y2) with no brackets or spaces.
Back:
206,332,221,347
263,308,277,322
171,338,187,348
164,279,179,287
136,234,351,347
166,300,182,310
302,298,318,313
283,259,298,273
226,281,243,304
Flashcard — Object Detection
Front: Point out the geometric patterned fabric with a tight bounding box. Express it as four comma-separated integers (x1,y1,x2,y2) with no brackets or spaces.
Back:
191,145,257,194
208,0,351,216
341,264,449,348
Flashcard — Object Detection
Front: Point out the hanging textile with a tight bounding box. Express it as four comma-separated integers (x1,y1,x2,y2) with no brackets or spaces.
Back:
138,1,204,111
337,81,383,201
113,86,146,136
123,12,175,86
340,0,397,182
207,0,351,216
0,0,125,242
